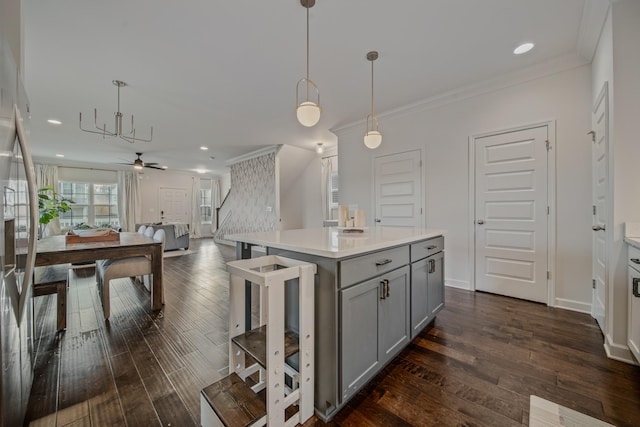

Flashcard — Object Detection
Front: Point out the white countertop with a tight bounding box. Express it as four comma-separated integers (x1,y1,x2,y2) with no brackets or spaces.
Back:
624,223,640,249
626,237,640,250
227,227,445,259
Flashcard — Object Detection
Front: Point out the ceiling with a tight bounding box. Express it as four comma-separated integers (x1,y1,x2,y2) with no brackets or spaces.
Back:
22,0,601,176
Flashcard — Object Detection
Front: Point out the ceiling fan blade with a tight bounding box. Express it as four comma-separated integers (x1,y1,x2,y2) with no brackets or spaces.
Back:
145,164,166,170
115,162,134,165
145,162,160,166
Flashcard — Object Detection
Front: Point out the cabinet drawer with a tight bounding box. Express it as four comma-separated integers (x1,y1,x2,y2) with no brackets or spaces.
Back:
411,236,444,262
340,245,409,288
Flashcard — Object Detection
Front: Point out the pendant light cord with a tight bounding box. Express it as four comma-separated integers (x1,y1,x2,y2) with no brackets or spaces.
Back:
371,58,375,119
306,4,310,100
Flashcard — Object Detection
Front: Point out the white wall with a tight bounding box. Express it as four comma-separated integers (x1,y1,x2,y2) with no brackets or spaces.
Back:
592,0,640,362
278,145,323,230
138,169,198,224
336,64,593,309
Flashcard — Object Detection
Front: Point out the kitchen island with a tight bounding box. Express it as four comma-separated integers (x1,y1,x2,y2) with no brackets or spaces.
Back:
227,226,445,421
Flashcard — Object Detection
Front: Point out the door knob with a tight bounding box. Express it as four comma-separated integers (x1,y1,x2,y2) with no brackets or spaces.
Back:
374,218,381,223
592,225,605,231
476,219,484,225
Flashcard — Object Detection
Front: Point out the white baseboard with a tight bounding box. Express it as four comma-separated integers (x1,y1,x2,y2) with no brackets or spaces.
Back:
605,334,638,365
553,298,591,314
445,279,471,290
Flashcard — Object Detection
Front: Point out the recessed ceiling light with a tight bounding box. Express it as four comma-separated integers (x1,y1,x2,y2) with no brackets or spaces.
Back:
200,146,208,150
47,119,62,125
55,154,65,158
196,169,206,174
513,42,534,55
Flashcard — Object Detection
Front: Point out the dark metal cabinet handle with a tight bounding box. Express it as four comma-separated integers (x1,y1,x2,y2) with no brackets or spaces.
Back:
428,258,436,274
375,259,392,267
631,258,640,265
385,279,390,298
380,281,386,300
426,245,437,250
634,278,640,298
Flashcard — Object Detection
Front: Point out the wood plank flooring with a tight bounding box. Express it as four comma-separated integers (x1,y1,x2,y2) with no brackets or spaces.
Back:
25,239,640,426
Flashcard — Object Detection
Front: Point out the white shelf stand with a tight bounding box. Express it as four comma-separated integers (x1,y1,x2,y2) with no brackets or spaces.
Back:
226,255,316,426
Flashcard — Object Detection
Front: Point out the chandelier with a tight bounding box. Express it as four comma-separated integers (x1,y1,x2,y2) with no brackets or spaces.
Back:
295,0,321,127
79,80,153,143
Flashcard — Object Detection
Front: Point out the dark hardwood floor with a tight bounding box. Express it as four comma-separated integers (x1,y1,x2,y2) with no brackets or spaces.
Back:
25,239,640,426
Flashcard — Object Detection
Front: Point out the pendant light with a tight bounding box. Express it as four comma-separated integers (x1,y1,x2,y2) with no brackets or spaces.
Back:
295,0,321,127
364,51,381,149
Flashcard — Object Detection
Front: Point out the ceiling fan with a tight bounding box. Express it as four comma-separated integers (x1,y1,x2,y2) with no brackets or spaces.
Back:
119,152,166,170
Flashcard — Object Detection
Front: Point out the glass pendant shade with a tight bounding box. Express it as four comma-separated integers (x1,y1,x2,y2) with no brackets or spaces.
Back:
296,101,321,127
364,130,382,149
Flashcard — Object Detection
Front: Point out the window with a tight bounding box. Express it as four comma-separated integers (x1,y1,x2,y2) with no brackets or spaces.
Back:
7,178,29,233
330,170,339,208
200,179,213,224
58,181,119,228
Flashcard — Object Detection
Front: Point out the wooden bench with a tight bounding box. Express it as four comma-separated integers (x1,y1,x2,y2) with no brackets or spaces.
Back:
33,264,70,331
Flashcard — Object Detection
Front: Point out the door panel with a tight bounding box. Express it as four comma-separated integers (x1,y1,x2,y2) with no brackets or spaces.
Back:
592,83,608,333
340,279,379,401
475,126,548,303
427,251,444,316
159,187,188,223
378,266,410,364
374,151,422,227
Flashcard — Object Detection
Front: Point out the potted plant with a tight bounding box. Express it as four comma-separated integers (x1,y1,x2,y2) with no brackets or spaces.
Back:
37,186,73,237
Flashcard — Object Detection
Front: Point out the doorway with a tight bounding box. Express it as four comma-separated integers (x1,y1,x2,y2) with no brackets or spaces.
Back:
159,187,188,223
471,123,555,303
591,82,608,334
373,150,422,227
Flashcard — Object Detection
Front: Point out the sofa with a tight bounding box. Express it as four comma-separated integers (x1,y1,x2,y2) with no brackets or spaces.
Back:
136,223,189,251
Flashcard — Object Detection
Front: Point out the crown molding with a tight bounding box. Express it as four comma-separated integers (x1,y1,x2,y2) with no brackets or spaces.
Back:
331,53,589,135
225,145,282,166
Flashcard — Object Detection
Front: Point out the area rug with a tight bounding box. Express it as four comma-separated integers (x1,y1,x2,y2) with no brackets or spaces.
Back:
529,396,614,427
163,249,196,258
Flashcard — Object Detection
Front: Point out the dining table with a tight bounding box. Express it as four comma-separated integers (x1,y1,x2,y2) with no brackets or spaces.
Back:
33,232,164,313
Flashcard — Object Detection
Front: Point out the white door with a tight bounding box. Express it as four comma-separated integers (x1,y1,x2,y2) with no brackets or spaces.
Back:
374,150,422,227
159,187,188,223
592,83,608,334
475,125,549,303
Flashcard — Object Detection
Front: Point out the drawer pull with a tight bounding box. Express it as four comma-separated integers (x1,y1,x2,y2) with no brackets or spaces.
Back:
631,258,640,265
634,278,640,298
426,245,437,250
375,259,393,267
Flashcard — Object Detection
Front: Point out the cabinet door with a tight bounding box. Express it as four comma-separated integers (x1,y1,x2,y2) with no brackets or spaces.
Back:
410,259,429,339
628,267,640,361
428,252,444,316
379,266,410,365
340,278,380,401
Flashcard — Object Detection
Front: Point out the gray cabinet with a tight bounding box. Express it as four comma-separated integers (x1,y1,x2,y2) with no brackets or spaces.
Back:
263,233,444,422
340,265,410,401
410,237,445,339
